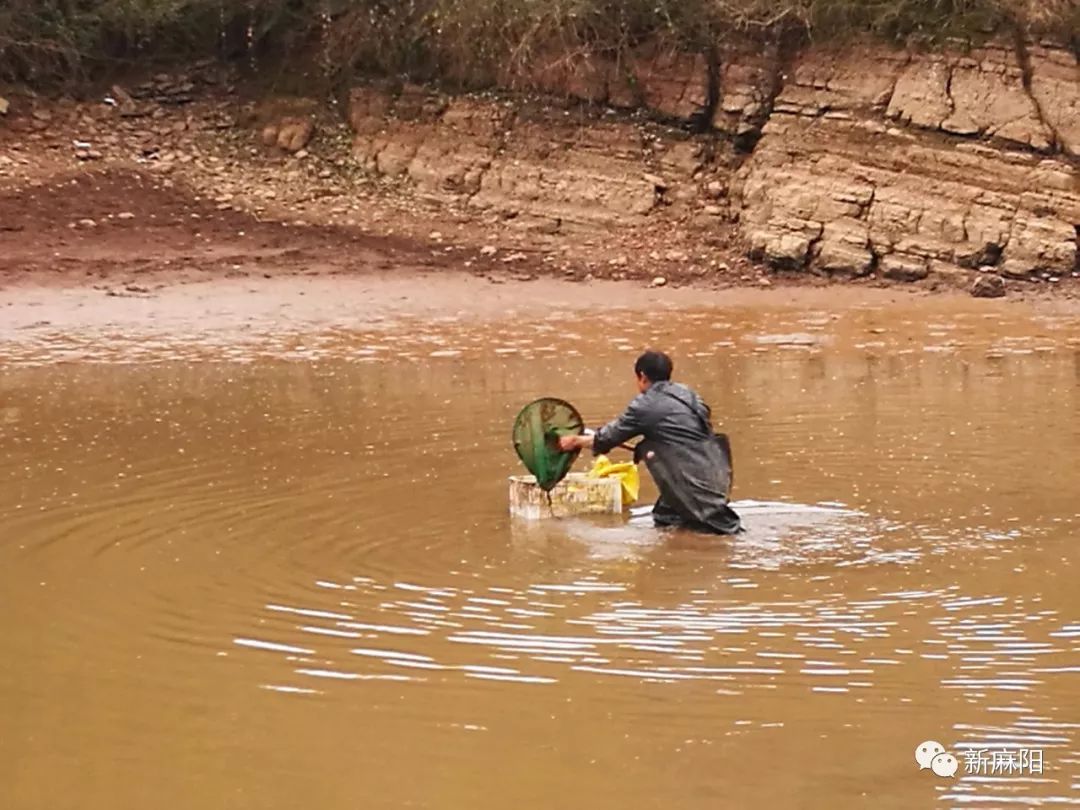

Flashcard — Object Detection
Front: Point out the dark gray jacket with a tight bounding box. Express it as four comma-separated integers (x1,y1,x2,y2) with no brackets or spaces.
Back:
593,381,741,535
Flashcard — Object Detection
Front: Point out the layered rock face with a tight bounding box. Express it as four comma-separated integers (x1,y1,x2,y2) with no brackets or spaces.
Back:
349,85,713,230
742,42,1079,281
346,38,1079,282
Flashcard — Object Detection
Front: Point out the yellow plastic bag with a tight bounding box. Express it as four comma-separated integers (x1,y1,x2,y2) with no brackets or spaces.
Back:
587,455,640,506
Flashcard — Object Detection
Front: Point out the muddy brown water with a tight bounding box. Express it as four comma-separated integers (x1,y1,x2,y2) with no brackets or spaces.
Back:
1,301,1079,809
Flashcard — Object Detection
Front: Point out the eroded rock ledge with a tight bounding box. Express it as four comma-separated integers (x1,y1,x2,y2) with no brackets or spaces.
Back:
345,37,1079,286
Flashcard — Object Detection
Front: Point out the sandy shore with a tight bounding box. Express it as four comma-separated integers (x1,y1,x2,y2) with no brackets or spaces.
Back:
2,271,1060,343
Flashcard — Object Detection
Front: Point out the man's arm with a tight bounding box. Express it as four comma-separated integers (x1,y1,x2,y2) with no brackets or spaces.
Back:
559,398,647,454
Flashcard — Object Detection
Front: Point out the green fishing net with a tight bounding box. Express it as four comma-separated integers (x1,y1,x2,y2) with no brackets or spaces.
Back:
512,398,585,492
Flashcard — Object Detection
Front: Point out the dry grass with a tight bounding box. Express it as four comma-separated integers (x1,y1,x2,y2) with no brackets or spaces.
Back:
1,0,1075,86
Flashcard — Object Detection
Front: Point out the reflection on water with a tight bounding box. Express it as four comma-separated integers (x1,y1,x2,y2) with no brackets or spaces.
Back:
0,306,1078,809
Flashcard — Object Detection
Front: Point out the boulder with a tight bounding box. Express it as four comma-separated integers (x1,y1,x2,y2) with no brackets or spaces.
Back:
274,118,315,153
881,254,930,282
971,274,1006,298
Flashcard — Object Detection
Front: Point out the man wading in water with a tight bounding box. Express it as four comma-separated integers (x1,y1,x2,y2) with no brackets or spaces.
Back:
558,350,742,535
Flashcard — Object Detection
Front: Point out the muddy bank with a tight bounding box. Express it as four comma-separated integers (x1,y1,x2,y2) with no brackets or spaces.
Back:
0,169,457,287
5,167,1079,342
3,167,1080,356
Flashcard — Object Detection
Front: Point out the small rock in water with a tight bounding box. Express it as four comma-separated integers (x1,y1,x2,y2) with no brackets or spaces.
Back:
429,231,443,241
117,212,135,220
0,97,9,116
665,250,689,262
77,218,98,229
971,274,1005,298
480,245,497,257
651,276,667,288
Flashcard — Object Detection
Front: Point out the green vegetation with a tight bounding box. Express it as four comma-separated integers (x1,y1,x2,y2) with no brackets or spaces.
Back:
2,0,1076,86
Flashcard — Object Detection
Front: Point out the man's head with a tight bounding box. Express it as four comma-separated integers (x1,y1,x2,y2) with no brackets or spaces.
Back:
634,350,673,392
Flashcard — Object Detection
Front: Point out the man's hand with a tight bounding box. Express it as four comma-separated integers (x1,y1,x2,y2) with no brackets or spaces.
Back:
557,433,592,452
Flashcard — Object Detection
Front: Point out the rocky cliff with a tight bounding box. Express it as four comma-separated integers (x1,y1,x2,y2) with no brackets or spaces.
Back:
346,38,1079,289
